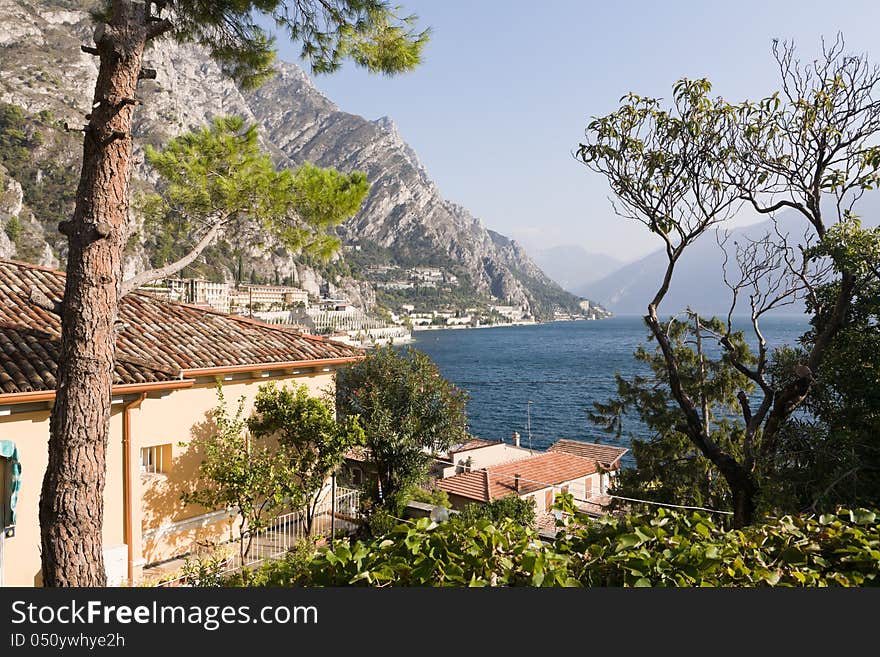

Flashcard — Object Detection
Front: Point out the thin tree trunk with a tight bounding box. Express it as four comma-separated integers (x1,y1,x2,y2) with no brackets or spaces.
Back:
645,304,758,529
38,3,147,586
731,479,756,529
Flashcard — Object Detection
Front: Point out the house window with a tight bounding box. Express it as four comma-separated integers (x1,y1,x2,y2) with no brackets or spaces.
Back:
544,488,554,512
140,445,170,474
586,475,597,497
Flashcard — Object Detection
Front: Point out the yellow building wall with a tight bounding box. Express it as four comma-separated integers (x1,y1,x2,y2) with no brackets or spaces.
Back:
0,370,336,586
135,373,335,568
442,443,534,477
0,405,126,587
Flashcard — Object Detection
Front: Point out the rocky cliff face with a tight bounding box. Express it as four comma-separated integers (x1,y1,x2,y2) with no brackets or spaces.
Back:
0,0,596,318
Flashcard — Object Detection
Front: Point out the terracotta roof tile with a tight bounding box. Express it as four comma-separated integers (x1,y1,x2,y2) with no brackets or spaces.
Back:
437,451,598,503
0,258,363,395
548,439,629,467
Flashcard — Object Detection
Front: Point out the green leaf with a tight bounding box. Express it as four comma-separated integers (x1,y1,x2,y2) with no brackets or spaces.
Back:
616,533,644,550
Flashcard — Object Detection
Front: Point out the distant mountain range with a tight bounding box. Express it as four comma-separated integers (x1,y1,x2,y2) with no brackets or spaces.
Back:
531,245,622,294
576,192,880,315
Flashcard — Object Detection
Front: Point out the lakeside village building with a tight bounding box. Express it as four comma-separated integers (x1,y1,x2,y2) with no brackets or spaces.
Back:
345,435,629,538
137,278,309,315
0,259,623,586
138,278,411,347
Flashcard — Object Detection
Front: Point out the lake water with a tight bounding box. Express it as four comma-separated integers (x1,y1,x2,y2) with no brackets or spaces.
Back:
407,315,809,459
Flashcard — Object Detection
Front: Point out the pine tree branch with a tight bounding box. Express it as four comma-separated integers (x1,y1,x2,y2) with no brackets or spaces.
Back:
120,220,224,296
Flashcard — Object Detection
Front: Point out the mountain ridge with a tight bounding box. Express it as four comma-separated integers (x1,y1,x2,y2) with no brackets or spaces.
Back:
0,0,606,320
578,199,880,315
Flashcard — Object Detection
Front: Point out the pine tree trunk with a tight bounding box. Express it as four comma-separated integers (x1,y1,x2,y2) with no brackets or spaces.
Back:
38,5,146,586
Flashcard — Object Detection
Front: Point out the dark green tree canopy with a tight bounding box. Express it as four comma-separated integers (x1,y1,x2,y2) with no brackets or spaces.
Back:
335,346,470,507
128,115,368,292
591,316,756,513
106,0,429,88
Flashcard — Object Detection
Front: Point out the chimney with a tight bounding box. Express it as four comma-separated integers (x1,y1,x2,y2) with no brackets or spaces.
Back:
512,431,520,448
514,473,522,493
483,468,491,500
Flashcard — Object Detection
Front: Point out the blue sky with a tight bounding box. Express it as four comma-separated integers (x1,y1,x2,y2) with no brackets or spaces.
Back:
267,0,880,262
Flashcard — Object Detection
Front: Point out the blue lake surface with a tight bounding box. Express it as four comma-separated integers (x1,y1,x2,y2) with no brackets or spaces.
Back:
407,315,809,458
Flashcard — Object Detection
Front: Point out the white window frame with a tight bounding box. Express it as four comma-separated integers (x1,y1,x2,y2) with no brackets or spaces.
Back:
140,445,167,475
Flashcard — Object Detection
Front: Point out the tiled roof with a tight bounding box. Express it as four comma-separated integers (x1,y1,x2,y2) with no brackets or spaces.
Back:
0,258,363,395
343,446,371,462
548,439,629,468
448,438,500,454
437,451,598,503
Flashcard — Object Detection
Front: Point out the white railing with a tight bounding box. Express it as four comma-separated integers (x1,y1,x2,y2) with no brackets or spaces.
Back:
154,487,361,586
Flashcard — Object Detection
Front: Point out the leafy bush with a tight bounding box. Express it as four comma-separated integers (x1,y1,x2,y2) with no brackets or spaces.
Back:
180,548,233,587
4,215,21,243
408,486,450,508
458,496,536,527
232,538,318,587
224,502,879,587
554,495,879,587
365,506,399,538
307,516,577,587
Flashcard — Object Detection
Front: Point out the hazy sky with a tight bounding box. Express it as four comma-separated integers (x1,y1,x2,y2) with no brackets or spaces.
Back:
268,0,880,263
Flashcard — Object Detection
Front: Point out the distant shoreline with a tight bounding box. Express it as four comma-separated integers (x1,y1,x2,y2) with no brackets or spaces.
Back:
412,321,538,332
410,317,612,334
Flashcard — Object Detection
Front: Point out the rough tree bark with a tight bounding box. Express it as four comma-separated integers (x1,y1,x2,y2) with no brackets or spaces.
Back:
38,1,155,587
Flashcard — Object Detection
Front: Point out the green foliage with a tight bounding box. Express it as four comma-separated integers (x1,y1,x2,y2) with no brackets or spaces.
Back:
140,116,369,273
0,102,78,256
228,500,879,587
554,495,880,587
590,316,755,512
365,506,399,538
228,538,318,587
578,78,736,240
307,516,577,586
458,496,536,528
247,381,365,534
806,216,880,278
3,214,21,244
180,548,232,587
164,1,428,88
0,103,30,169
408,486,450,509
335,347,470,507
770,264,880,512
181,387,303,562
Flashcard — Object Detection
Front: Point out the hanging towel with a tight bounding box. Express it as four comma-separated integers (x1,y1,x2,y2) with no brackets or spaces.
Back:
0,440,22,528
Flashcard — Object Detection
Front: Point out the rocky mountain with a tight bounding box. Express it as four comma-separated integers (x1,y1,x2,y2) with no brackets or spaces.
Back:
0,0,602,320
577,193,880,315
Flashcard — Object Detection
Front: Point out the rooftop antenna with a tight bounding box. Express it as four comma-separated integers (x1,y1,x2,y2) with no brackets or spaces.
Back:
526,400,533,453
